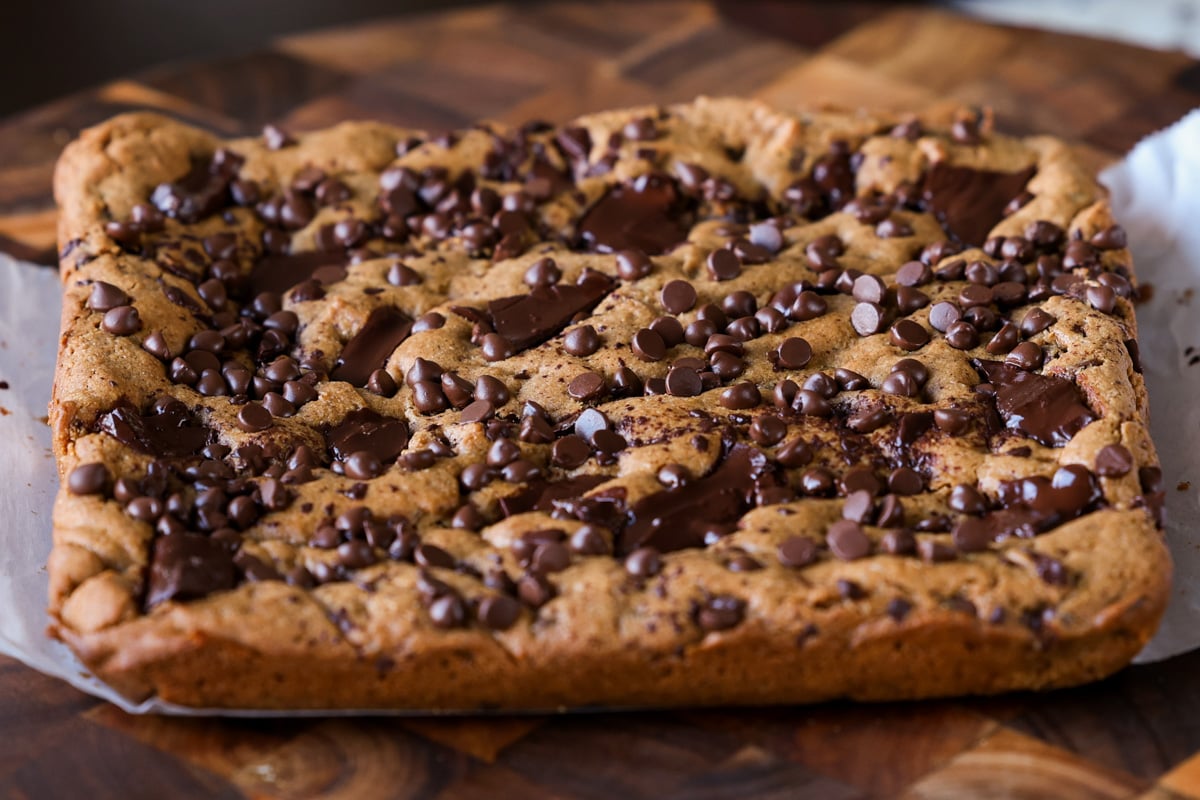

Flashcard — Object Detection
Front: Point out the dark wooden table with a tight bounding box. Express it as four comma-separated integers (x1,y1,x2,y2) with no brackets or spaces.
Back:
2,3,1200,797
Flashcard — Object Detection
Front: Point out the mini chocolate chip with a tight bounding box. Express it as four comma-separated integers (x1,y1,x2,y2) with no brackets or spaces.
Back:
1095,444,1134,477
68,463,108,495
661,280,697,314
826,520,871,561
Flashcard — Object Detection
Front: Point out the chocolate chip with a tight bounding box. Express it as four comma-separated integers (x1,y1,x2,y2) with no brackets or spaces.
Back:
776,337,813,369
616,249,653,280
788,292,827,321
665,366,703,397
477,595,521,630
428,594,466,629
851,302,886,336
101,306,142,336
524,257,562,288
1006,341,1044,371
889,320,930,351
1087,284,1117,314
88,281,130,311
563,325,601,357
887,467,924,496
460,399,496,424
625,546,662,576
719,382,761,410
749,414,787,446
775,438,812,468
697,596,745,631
852,274,886,304
552,435,591,468
952,517,993,553
661,280,697,314
480,333,515,362
706,248,742,281
649,315,685,347
986,322,1019,355
945,321,979,350
568,371,607,401
235,402,272,432
949,484,987,514
1095,444,1134,477
68,462,109,495
826,520,870,561
896,260,932,287
881,529,916,555
805,234,843,270
632,328,667,361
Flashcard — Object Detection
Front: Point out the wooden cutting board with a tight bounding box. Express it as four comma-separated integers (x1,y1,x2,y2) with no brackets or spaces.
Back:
2,2,1199,797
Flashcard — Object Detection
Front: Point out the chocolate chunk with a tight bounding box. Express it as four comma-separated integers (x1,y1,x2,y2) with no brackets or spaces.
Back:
96,400,209,458
250,250,348,297
974,360,1097,447
146,533,236,607
331,306,413,387
326,408,409,464
578,174,689,254
922,163,1037,246
487,270,614,353
151,159,233,223
619,444,778,554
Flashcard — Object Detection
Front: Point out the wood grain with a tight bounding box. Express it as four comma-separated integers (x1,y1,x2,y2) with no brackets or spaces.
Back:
2,2,1199,797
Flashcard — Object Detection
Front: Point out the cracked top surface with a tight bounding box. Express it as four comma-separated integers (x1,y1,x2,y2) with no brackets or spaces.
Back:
46,97,1169,708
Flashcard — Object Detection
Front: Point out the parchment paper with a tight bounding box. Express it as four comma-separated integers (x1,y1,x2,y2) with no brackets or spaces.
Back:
2,111,1198,713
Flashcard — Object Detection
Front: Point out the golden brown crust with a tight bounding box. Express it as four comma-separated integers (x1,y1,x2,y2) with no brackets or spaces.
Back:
48,98,1170,709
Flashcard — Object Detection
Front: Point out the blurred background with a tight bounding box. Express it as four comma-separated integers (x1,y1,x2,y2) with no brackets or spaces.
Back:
3,0,1199,118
